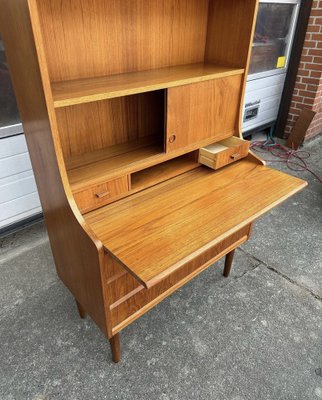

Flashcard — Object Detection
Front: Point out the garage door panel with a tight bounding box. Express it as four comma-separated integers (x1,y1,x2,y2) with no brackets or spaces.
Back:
0,174,38,204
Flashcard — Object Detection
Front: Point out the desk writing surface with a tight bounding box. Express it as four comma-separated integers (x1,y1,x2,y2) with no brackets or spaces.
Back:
85,160,307,288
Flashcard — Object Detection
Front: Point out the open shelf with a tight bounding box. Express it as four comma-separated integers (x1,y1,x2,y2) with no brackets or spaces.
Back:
84,159,306,289
67,133,234,193
131,153,200,192
52,63,245,108
67,137,164,192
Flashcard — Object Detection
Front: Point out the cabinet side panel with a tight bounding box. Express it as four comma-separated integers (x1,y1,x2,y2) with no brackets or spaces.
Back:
0,0,109,336
205,0,259,139
205,0,258,69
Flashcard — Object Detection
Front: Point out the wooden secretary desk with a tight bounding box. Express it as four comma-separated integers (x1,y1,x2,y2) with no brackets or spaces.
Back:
1,0,306,363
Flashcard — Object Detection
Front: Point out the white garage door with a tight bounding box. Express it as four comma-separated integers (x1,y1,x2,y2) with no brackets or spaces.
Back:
0,134,42,231
1,35,42,232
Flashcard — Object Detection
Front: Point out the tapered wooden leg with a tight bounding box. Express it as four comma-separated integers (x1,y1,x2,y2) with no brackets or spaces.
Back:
223,249,235,277
75,300,86,319
109,333,121,363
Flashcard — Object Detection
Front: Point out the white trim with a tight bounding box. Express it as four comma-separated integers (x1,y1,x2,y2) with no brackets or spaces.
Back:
259,0,299,4
0,206,42,230
0,123,23,138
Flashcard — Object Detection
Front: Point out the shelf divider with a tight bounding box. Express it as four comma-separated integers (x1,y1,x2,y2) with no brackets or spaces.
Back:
52,63,245,108
131,154,200,192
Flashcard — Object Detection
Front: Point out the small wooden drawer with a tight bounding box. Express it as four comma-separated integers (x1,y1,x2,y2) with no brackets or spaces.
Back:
199,136,250,170
73,176,129,213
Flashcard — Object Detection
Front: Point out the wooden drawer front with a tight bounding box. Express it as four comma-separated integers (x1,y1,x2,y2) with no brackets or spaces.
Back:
199,137,250,170
166,74,243,152
108,224,252,333
74,176,129,213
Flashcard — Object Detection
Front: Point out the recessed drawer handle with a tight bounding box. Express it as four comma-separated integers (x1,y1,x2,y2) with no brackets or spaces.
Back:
230,153,241,160
95,191,110,199
169,134,176,143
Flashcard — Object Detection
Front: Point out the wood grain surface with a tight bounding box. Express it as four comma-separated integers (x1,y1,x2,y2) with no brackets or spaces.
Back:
36,0,210,82
131,155,200,191
66,136,228,192
56,92,164,158
205,0,259,69
106,226,251,332
52,64,244,108
85,159,306,288
199,137,250,170
166,75,243,151
74,176,129,213
0,0,111,336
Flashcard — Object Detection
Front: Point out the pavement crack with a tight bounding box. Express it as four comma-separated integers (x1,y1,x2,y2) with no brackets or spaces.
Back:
216,251,262,289
231,264,260,281
239,248,322,302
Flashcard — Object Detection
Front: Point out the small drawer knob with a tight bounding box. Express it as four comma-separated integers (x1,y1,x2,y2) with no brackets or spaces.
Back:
230,153,240,160
95,191,110,199
169,134,176,144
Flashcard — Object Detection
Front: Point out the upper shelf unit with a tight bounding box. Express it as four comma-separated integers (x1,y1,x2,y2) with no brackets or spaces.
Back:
35,0,256,109
51,63,245,108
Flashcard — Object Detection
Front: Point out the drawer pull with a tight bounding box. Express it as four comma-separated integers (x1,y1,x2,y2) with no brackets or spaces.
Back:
95,191,110,199
199,138,250,170
169,134,176,143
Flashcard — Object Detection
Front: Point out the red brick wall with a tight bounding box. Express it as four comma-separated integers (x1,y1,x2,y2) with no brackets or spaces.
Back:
285,0,322,140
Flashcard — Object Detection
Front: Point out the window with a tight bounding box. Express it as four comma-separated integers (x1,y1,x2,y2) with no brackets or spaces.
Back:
249,3,298,76
0,35,22,137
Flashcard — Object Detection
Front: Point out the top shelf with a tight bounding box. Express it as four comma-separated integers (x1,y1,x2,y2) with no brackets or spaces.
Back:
51,63,245,108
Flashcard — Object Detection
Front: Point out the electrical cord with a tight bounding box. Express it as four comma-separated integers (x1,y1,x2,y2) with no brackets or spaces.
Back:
250,131,322,185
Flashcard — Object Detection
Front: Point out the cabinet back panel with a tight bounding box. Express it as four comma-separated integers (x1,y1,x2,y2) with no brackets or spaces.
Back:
56,91,164,159
36,0,210,82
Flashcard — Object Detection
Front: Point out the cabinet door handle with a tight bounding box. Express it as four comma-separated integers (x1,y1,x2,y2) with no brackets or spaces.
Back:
95,191,110,199
169,134,176,143
230,153,240,160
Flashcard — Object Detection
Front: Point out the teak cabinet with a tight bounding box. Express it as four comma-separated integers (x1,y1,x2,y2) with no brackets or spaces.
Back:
0,0,307,363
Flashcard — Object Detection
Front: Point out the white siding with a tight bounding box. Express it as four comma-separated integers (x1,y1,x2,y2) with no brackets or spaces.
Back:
0,135,41,230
